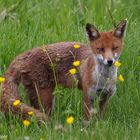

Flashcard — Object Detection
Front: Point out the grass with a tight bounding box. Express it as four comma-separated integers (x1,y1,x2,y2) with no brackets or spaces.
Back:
0,0,140,139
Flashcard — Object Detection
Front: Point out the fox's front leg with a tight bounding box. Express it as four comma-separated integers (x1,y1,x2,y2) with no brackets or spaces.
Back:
83,92,91,120
99,95,109,117
99,87,116,117
83,87,96,121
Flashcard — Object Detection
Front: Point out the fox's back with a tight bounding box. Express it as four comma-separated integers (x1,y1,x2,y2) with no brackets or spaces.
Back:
43,42,91,73
5,42,92,88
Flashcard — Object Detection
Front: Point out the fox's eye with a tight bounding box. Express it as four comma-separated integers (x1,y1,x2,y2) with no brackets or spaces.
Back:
112,46,118,51
97,48,105,52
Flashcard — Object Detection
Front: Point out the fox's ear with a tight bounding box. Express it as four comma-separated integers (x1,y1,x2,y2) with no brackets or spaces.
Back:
114,19,127,38
86,23,100,41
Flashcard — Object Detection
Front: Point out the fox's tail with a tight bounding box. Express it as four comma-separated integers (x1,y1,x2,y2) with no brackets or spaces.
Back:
0,73,46,121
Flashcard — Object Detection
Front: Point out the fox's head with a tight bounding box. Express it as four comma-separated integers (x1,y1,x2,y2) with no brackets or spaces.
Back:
86,20,127,66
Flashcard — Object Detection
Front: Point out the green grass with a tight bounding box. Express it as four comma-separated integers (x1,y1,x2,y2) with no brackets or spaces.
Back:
0,0,140,139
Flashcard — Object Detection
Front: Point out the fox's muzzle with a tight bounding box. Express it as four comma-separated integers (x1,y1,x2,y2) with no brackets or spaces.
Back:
107,59,113,66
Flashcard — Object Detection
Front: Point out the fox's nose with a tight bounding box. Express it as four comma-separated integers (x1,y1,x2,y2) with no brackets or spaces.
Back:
107,60,113,66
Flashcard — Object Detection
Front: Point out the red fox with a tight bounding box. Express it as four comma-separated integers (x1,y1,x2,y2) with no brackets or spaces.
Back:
0,20,127,121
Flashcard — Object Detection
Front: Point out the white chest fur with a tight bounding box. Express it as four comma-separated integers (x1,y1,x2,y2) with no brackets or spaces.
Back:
89,63,117,99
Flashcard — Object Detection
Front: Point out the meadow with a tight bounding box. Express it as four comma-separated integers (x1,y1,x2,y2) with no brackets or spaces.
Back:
0,0,140,139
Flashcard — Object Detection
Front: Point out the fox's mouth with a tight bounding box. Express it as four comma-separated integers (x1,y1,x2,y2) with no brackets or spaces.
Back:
107,63,113,66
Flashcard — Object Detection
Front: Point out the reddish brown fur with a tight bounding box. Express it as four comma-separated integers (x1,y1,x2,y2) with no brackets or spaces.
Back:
0,42,93,121
0,20,127,122
90,32,123,59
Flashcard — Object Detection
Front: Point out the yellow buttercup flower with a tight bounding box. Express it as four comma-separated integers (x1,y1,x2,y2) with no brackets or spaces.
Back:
118,74,124,82
13,100,21,106
28,111,33,115
74,44,80,49
114,61,121,67
40,138,44,140
0,77,5,83
66,116,74,124
23,120,31,126
73,61,80,67
69,68,77,75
